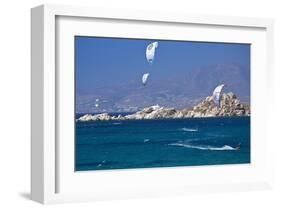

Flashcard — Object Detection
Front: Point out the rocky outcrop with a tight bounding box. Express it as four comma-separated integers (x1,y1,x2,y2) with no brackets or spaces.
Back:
77,92,250,122
77,113,112,121
185,92,250,117
124,105,178,120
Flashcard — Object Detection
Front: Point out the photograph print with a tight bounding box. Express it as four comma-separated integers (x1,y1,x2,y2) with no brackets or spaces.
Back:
75,36,250,171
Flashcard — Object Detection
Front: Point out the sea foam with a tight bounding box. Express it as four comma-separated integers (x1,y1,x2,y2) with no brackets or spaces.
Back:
180,127,198,132
169,143,237,151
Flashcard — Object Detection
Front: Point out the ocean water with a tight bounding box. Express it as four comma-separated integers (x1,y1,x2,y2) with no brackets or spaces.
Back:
75,116,250,171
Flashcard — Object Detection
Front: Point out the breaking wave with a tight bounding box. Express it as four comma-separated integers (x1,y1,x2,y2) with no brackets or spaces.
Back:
180,127,198,132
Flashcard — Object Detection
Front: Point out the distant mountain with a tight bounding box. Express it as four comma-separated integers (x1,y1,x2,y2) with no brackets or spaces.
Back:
76,64,250,113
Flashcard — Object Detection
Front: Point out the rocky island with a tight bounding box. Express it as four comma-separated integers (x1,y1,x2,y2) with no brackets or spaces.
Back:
77,92,250,122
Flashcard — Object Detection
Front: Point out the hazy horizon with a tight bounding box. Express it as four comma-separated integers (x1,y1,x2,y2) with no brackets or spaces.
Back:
75,36,250,113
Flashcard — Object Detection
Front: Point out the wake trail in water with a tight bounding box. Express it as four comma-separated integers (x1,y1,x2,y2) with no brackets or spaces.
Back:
169,143,237,151
180,127,198,132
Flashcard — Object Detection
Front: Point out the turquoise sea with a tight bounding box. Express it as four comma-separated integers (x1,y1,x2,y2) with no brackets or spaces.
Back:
75,116,250,171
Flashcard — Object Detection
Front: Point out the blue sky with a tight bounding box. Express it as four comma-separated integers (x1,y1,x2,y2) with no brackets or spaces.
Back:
75,36,250,95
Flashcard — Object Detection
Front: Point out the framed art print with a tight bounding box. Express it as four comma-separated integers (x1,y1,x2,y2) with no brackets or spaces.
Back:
31,4,274,204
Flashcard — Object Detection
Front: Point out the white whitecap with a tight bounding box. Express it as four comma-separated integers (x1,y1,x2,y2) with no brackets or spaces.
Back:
169,143,237,151
180,127,198,132
113,122,122,125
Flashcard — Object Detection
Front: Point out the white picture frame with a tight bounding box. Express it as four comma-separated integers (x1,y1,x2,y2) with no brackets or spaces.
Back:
31,4,274,204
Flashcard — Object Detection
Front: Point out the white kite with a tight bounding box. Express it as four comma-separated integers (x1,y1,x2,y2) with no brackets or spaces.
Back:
146,41,158,64
142,73,150,86
95,98,100,108
212,84,225,106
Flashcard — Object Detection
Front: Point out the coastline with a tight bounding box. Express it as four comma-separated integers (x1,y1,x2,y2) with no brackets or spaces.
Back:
77,92,250,122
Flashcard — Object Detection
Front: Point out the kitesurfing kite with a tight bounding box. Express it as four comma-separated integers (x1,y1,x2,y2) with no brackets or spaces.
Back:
95,98,100,108
142,42,158,86
146,41,158,64
142,73,150,86
212,84,225,106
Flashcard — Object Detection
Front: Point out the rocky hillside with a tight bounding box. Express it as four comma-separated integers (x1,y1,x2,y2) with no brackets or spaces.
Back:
77,64,250,113
77,92,250,122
